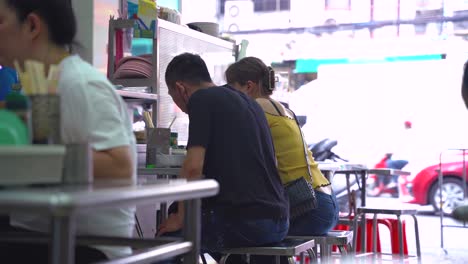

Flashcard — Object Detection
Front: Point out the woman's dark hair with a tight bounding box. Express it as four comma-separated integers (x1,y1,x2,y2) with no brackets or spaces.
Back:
6,0,77,46
225,57,276,96
165,53,213,88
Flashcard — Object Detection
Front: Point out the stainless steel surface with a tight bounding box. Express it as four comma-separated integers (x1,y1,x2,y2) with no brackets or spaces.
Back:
116,89,158,100
155,154,185,167
0,179,219,215
354,207,421,258
0,232,182,248
356,207,418,215
221,238,315,256
367,168,411,176
183,199,201,264
318,162,367,172
97,241,192,264
138,168,181,176
289,230,353,247
50,216,75,264
63,143,93,184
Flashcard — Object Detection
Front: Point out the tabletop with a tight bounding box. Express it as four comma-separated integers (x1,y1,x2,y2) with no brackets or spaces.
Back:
0,179,219,216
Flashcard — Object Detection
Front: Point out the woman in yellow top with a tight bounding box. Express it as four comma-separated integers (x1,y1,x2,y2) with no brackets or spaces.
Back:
226,57,339,236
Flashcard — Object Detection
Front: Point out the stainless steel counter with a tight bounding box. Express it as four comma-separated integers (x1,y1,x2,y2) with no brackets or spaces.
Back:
0,179,219,264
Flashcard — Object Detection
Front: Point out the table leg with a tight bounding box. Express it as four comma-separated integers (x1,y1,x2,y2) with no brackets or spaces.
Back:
361,213,366,254
397,215,403,257
372,214,378,253
50,215,76,264
360,171,367,207
183,199,201,264
160,202,168,223
412,215,421,258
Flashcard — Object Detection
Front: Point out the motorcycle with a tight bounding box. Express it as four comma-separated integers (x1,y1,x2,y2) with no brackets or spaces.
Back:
367,153,408,198
308,138,361,214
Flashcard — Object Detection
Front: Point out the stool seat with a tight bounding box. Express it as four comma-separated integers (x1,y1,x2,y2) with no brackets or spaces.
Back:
221,237,315,256
353,206,421,258
219,238,316,264
289,231,353,257
357,207,417,215
289,230,352,247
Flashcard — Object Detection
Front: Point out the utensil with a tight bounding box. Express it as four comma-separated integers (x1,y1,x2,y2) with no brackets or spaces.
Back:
168,116,177,130
143,111,154,128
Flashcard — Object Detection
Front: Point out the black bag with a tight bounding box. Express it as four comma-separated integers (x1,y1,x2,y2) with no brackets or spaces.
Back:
268,99,318,220
285,176,318,219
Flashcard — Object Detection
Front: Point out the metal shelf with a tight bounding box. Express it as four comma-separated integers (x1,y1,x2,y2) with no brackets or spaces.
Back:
112,78,154,88
116,90,158,100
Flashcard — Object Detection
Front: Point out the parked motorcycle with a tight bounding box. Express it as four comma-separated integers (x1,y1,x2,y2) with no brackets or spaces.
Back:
309,138,361,214
367,153,408,198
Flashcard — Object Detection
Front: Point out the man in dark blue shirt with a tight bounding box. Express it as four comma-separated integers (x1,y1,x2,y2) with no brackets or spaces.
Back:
158,53,289,261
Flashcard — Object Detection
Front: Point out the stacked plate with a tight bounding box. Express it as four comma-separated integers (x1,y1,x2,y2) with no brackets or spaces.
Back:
114,54,153,79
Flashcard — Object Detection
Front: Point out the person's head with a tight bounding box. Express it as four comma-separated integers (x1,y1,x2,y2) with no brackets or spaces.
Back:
0,0,77,68
462,61,468,109
165,53,214,113
225,57,275,99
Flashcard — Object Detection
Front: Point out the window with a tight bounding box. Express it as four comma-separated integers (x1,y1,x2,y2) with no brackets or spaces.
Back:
325,0,351,10
218,0,290,14
254,0,290,12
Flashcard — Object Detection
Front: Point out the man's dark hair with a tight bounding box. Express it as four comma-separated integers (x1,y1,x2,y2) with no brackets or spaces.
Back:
165,53,213,88
6,0,77,47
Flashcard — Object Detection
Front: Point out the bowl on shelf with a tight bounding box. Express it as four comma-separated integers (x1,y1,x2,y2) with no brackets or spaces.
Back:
187,22,219,37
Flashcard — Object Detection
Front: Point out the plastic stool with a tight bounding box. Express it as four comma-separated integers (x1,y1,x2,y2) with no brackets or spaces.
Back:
353,207,421,258
334,218,388,253
387,218,409,255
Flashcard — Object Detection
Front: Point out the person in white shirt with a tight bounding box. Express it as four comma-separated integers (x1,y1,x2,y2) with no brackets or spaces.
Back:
0,0,136,263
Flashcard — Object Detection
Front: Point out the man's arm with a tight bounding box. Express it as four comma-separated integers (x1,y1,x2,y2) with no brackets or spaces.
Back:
156,146,205,235
180,146,206,180
93,146,133,179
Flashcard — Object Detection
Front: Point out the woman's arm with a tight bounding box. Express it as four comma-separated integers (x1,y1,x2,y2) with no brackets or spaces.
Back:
93,146,133,179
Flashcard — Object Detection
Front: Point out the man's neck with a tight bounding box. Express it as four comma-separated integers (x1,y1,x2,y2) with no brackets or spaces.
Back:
187,82,216,97
198,82,216,89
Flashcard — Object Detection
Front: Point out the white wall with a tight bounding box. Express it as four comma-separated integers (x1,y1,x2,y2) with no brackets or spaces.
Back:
181,0,218,24
72,0,120,72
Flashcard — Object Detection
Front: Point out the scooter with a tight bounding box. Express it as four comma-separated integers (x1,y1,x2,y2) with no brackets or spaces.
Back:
309,138,361,214
367,153,408,198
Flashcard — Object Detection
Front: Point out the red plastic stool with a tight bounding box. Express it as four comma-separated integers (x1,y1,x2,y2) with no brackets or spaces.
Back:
386,218,409,255
333,217,393,253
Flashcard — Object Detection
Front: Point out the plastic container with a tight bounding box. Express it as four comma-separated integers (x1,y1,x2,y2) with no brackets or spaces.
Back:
0,145,65,186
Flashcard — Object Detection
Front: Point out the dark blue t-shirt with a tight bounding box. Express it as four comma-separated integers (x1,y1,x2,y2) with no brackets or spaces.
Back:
187,85,289,220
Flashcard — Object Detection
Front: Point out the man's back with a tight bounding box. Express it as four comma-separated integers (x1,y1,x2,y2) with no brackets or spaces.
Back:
187,85,288,220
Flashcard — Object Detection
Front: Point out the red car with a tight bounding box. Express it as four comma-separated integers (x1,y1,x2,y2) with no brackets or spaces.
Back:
403,152,468,214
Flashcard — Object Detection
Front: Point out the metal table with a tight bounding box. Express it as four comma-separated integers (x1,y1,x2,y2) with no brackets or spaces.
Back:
318,162,368,207
366,168,411,177
0,179,219,264
137,167,181,236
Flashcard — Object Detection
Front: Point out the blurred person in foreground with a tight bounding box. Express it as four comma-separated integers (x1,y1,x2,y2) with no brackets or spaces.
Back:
455,61,468,221
0,0,136,262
